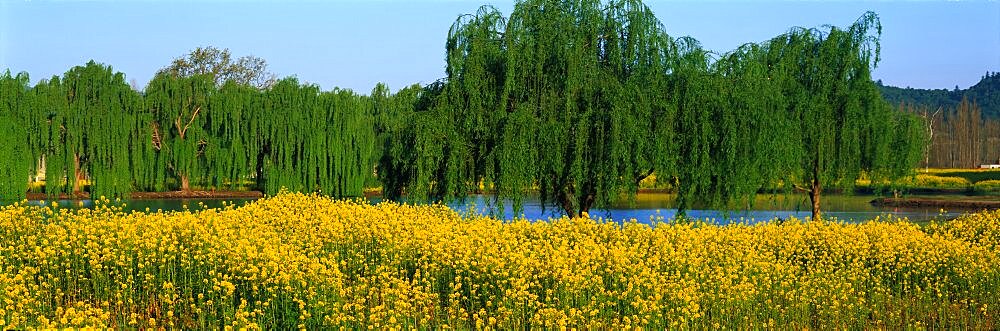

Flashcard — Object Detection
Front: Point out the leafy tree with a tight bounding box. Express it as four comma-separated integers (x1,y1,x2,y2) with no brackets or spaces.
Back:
758,12,925,219
32,76,71,198
670,40,797,214
0,71,36,199
504,0,680,216
58,61,143,198
373,82,451,200
372,7,502,206
257,78,376,197
438,6,506,203
145,47,277,192
880,72,1000,120
205,81,262,190
387,0,678,217
388,4,927,220
145,73,215,191
158,46,276,89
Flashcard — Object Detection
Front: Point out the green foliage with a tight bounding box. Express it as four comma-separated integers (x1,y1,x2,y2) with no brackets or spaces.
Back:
714,12,928,218
973,180,1000,194
0,71,35,199
397,0,679,216
157,46,276,89
59,61,143,198
141,73,375,197
380,4,926,218
671,39,797,212
206,82,261,191
879,72,1000,119
32,76,70,198
145,73,215,191
888,109,930,179
1,6,929,220
258,78,376,197
1,60,375,200
375,82,458,202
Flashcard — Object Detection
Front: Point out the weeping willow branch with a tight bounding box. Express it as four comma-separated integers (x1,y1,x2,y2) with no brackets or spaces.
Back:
176,105,201,139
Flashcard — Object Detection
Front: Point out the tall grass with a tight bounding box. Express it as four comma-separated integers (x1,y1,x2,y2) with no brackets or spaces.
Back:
973,180,1000,194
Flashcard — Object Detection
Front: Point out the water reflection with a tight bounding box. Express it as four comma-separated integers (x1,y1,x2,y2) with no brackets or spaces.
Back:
440,193,975,224
5,193,984,224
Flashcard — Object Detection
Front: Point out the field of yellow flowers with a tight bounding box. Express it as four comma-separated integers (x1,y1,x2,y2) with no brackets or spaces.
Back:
0,192,998,329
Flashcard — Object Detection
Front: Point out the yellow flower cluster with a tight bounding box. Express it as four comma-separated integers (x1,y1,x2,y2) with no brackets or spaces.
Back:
0,192,997,329
907,174,972,188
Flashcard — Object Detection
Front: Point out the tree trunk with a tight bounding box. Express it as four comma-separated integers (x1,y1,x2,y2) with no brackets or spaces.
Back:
810,161,822,220
180,175,191,192
558,191,576,218
578,181,596,217
256,143,269,191
579,193,594,218
73,154,84,195
810,184,821,221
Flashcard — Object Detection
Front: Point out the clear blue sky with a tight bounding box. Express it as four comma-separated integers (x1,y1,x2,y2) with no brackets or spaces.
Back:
3,1,998,92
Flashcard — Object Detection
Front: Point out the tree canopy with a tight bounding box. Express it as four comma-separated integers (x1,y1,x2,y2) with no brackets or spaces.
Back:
379,2,926,219
0,60,376,200
390,0,682,217
157,46,276,89
0,3,927,220
752,13,925,218
45,61,143,199
0,71,35,199
880,72,1000,119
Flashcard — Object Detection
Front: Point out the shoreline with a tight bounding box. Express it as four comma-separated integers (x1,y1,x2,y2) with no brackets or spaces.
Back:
20,190,1000,210
23,189,383,201
25,190,265,200
871,197,1000,209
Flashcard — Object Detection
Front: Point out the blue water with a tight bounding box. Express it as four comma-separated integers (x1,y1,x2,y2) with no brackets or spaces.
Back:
440,195,966,224
6,193,979,224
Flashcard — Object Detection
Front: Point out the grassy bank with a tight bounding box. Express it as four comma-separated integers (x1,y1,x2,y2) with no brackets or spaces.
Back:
635,169,1000,196
862,169,1000,195
0,193,997,329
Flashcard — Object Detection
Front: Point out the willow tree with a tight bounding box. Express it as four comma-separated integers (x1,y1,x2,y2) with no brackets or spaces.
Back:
130,83,162,192
258,78,320,194
0,71,35,199
502,0,677,216
258,78,376,197
759,12,925,219
372,83,412,199
324,89,377,197
440,6,506,201
145,73,215,191
372,7,503,204
55,61,142,198
147,47,275,192
376,82,468,202
204,81,261,190
394,0,678,216
668,38,801,213
31,76,72,198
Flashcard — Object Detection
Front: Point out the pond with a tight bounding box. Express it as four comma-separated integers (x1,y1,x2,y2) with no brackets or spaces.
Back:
438,193,978,224
5,193,984,225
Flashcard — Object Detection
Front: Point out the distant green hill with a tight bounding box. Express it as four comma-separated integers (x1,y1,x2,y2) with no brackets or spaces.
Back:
879,72,1000,118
